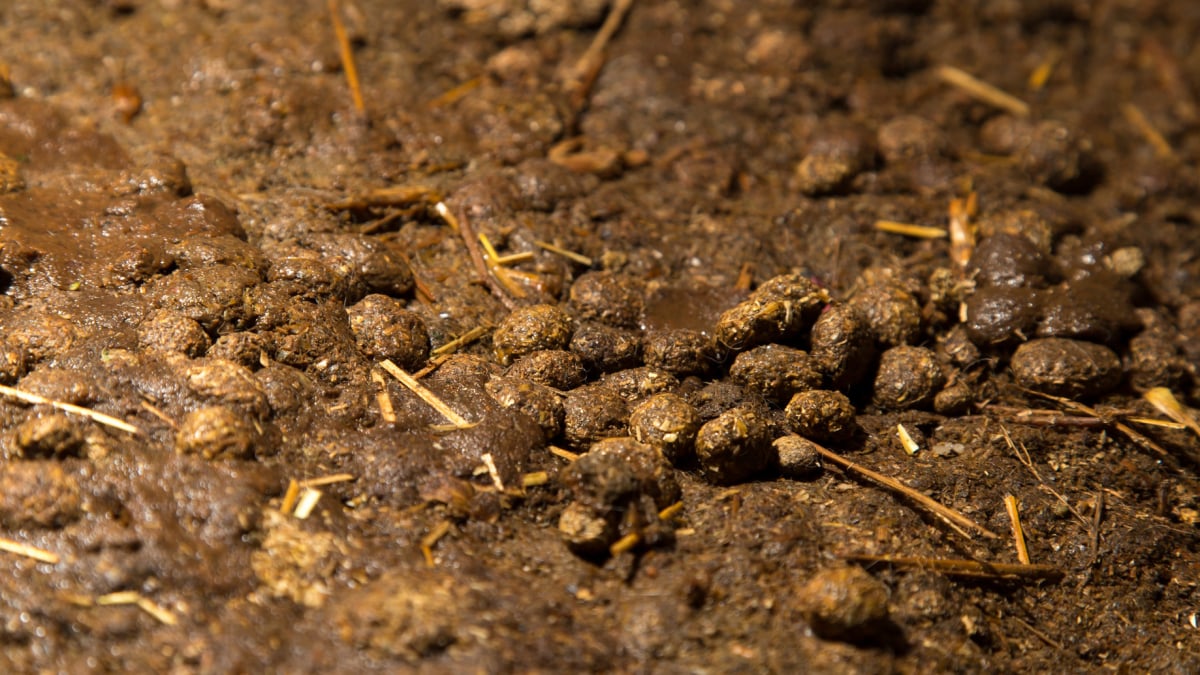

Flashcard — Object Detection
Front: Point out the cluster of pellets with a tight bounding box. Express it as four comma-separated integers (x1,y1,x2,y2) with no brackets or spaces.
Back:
478,269,983,556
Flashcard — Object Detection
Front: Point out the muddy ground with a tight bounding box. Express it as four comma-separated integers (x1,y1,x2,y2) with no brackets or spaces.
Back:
0,0,1197,672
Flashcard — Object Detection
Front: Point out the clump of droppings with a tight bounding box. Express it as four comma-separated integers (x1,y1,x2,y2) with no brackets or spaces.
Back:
786,389,856,444
568,271,645,329
644,328,722,377
138,308,212,357
694,406,773,485
175,406,257,460
569,322,643,373
872,346,944,410
809,303,875,390
773,435,823,479
562,384,629,449
347,294,431,371
485,376,564,440
798,566,891,643
601,367,679,403
714,272,830,350
11,413,86,459
729,344,823,404
848,281,921,348
1010,338,1121,399
506,349,586,390
629,393,700,465
492,304,574,365
793,120,877,196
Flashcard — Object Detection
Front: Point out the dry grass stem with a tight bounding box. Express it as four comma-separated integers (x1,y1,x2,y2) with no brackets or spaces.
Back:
381,359,472,428
658,501,684,521
534,240,593,266
0,383,141,435
299,473,356,489
549,445,580,461
431,325,490,358
135,597,179,626
327,0,365,115
435,202,517,309
481,452,505,492
421,520,452,567
1027,50,1059,90
280,479,301,515
479,232,527,298
140,400,177,429
936,65,1030,116
809,441,1000,540
493,251,536,266
897,424,920,455
1121,104,1175,160
522,471,549,488
875,220,948,239
1004,494,1031,564
1021,387,1174,463
948,192,977,271
564,0,636,117
999,424,1088,527
1143,387,1200,440
609,532,640,557
0,537,59,564
427,77,481,109
293,487,323,520
845,554,1064,582
328,185,441,211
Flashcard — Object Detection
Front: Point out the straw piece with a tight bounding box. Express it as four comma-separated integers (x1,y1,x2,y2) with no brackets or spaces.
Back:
875,220,948,239
1121,104,1175,160
1143,387,1200,440
293,488,323,520
0,383,140,434
328,0,365,114
535,240,594,267
1004,494,1031,564
0,537,59,564
299,473,356,489
845,554,1064,582
809,441,1000,540
380,359,471,428
936,65,1030,116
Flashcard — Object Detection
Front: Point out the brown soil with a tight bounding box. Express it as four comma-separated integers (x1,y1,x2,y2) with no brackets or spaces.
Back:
0,1,1198,672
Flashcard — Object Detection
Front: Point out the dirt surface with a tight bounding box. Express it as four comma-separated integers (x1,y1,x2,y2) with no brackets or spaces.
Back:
0,0,1198,672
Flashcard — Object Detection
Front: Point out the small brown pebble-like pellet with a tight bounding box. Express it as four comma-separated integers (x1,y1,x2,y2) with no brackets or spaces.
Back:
1016,120,1098,192
694,407,773,485
561,438,642,511
877,115,947,163
12,413,86,459
183,358,271,419
643,328,721,377
558,501,617,557
932,381,973,416
773,435,823,479
138,308,212,357
207,332,269,369
809,303,875,390
849,282,921,348
1036,277,1134,345
569,322,643,374
0,462,83,529
1127,332,1184,390
584,436,681,509
799,566,890,642
629,393,700,465
347,294,431,371
175,406,257,460
792,120,876,196
601,367,680,403
729,344,823,404
1010,337,1121,399
568,271,645,329
562,384,630,449
968,233,1049,289
964,285,1040,348
492,304,574,365
506,349,586,390
872,345,944,410
485,375,564,440
785,389,856,443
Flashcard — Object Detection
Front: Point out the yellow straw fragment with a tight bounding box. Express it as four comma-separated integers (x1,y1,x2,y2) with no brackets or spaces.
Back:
1004,494,1031,564
936,65,1030,117
1143,387,1200,440
535,240,594,266
380,360,472,428
0,383,140,434
875,220,948,239
0,537,59,564
1122,104,1176,160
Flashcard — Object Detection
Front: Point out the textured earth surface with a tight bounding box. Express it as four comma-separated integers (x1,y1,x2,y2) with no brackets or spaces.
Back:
0,1,1197,672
